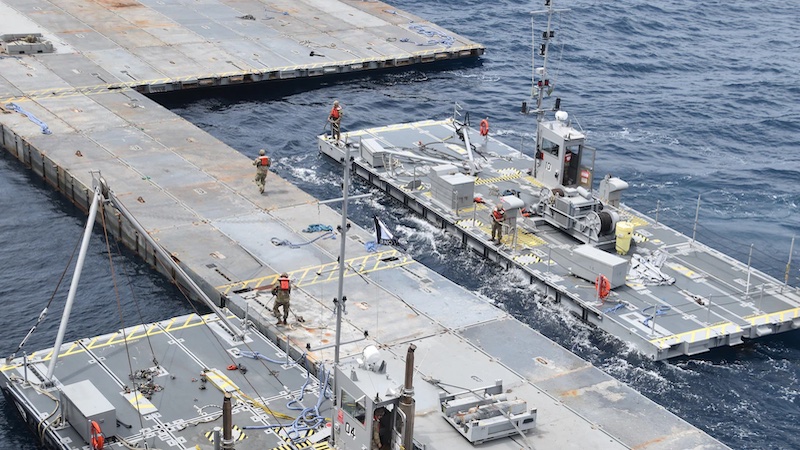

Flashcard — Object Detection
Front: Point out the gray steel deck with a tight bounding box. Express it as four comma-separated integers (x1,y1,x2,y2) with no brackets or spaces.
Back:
317,118,800,359
0,0,482,99
0,0,727,449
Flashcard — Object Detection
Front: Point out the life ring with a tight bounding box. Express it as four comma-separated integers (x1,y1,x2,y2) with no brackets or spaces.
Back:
90,421,105,450
595,274,611,301
479,119,489,136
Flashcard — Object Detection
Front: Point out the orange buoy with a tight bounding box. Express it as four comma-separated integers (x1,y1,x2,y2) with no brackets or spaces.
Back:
90,421,104,450
595,274,611,301
479,118,489,136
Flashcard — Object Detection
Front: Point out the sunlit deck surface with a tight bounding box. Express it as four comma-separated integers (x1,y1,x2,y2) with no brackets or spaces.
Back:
319,118,800,360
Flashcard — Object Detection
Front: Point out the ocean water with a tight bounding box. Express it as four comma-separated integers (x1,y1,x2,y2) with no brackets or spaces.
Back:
1,0,798,449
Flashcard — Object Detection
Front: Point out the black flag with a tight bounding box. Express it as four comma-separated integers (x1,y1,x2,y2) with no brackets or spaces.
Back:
374,215,399,246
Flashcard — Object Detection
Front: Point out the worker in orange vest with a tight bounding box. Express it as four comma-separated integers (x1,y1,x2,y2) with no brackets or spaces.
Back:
490,204,505,244
329,100,343,143
253,149,270,194
271,273,291,325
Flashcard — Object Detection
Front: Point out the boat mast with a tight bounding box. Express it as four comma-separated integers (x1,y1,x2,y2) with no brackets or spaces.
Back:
531,0,565,123
45,186,102,382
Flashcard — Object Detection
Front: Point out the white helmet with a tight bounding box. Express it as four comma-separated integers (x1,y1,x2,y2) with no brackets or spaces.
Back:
259,149,265,155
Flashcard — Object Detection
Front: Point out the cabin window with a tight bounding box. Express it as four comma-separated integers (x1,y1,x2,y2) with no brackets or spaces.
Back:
541,138,560,156
341,389,366,425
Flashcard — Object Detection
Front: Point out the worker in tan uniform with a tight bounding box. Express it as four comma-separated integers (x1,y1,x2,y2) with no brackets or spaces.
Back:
271,273,291,325
253,149,270,194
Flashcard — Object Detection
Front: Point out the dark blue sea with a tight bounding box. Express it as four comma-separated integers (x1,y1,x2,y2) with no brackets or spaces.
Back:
2,1,798,448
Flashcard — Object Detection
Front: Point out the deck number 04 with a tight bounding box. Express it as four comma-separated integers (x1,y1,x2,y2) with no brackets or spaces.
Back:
344,422,356,439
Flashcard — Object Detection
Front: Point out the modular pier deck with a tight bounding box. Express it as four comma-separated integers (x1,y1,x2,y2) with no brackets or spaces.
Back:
318,119,800,360
0,1,727,449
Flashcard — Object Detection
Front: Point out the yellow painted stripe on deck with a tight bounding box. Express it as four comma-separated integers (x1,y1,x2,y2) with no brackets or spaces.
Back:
475,170,522,185
205,368,239,393
648,322,741,349
124,391,158,415
217,249,413,294
0,314,212,372
523,176,545,188
744,307,800,326
206,425,247,442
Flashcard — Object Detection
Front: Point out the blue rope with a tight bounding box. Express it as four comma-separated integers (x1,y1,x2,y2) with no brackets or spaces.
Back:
271,231,335,249
408,24,454,48
641,305,671,326
603,303,626,314
6,102,51,134
364,240,377,253
303,224,333,233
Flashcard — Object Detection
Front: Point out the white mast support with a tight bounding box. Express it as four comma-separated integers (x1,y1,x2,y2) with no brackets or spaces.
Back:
332,147,352,447
46,187,102,381
462,122,476,176
108,191,245,341
381,148,469,169
531,3,558,121
784,235,795,292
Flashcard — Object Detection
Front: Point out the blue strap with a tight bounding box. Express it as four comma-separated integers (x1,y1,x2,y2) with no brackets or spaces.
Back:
6,102,51,134
303,224,333,233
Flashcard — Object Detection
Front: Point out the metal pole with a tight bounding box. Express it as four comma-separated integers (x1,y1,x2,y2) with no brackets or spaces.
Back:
46,187,101,381
784,235,795,292
691,194,701,244
285,329,290,367
472,200,477,225
547,245,552,274
332,148,352,446
759,284,765,314
213,427,221,450
650,308,657,335
706,299,711,326
745,244,753,299
222,393,233,449
655,200,660,226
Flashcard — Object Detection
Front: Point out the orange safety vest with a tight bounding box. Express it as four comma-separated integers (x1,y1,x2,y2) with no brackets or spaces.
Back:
258,155,270,167
278,277,290,291
330,107,340,120
492,209,504,221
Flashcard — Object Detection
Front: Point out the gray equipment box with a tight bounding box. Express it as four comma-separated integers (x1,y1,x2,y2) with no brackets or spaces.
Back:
571,244,628,288
431,173,475,211
360,138,386,168
61,380,116,444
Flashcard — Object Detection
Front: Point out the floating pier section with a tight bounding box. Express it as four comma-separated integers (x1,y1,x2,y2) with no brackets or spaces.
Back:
0,1,728,449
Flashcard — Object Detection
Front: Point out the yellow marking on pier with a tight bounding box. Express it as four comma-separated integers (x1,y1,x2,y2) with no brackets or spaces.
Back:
648,322,741,349
475,169,522,185
204,368,239,393
1,314,213,372
623,214,649,228
217,250,413,295
457,202,489,217
123,391,158,415
523,176,545,188
513,254,542,265
206,425,247,442
744,307,800,326
516,230,547,248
